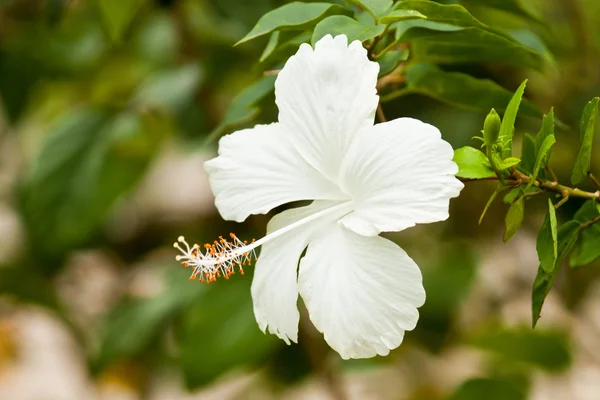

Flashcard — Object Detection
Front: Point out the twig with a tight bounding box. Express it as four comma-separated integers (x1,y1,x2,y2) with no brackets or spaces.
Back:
263,69,281,76
546,166,558,183
589,173,600,189
580,215,600,230
376,104,387,123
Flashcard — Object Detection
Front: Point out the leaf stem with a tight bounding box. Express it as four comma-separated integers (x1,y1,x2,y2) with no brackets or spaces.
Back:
589,173,600,189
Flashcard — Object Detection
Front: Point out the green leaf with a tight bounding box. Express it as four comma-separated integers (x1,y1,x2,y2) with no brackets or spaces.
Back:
461,0,543,23
379,9,427,24
499,80,527,158
570,201,600,268
520,133,536,173
472,329,570,371
94,268,200,372
450,378,525,400
537,199,558,273
479,184,503,224
179,277,280,388
498,157,521,170
260,32,312,65
504,195,524,242
376,49,408,76
571,97,599,185
394,1,488,29
403,28,544,71
259,31,280,62
206,75,276,143
393,19,464,42
23,108,168,257
527,134,555,188
387,63,541,118
347,0,393,20
311,15,385,45
0,266,59,308
235,2,347,45
453,147,496,179
532,220,580,327
97,0,142,43
534,109,555,172
133,63,202,112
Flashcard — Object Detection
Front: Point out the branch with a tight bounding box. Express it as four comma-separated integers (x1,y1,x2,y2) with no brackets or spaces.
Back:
459,170,600,202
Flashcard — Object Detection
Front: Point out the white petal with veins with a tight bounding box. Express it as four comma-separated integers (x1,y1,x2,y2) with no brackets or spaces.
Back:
298,223,425,359
204,123,346,222
275,35,380,182
339,118,463,236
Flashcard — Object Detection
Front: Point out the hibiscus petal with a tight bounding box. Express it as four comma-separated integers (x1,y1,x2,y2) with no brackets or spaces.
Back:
298,224,425,359
204,123,346,222
339,118,464,236
275,34,380,182
252,201,348,344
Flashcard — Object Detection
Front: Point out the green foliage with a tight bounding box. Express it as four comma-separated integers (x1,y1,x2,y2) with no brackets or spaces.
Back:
460,0,542,23
312,15,385,45
532,220,580,327
453,147,496,179
571,97,599,185
391,63,541,117
379,10,427,24
473,328,571,371
178,277,280,388
346,0,393,20
570,201,600,267
235,2,348,45
394,1,488,29
21,108,169,258
97,0,142,43
504,195,524,242
499,80,527,158
537,200,558,274
207,75,276,143
449,378,525,400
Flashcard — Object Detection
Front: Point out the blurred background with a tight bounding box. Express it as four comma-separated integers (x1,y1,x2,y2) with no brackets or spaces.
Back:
1,0,600,399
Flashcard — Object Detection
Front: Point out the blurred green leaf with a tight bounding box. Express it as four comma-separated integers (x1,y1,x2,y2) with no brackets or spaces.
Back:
570,201,600,268
571,97,599,185
179,277,280,388
94,268,200,372
133,63,202,112
520,133,535,173
97,0,142,43
504,195,524,242
449,378,525,400
453,147,496,179
394,20,464,42
235,2,347,45
260,32,312,65
394,1,488,29
312,15,385,45
206,75,276,143
0,266,59,308
347,0,392,20
404,28,543,71
260,31,280,62
499,80,527,158
473,329,571,371
387,63,541,118
461,0,543,23
532,220,580,327
377,49,408,76
22,108,168,258
379,9,426,24
537,199,558,273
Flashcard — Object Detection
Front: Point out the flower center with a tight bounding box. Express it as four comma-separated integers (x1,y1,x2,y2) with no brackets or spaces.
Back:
174,201,353,283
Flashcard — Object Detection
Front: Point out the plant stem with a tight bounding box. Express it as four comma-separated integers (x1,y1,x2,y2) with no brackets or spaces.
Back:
459,170,600,202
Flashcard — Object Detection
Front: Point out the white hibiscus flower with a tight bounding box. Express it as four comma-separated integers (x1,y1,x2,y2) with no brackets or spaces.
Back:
174,34,463,359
